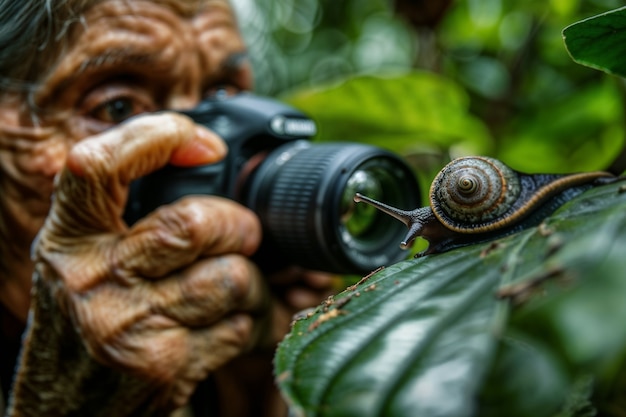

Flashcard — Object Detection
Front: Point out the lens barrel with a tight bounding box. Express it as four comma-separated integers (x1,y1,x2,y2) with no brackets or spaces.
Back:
245,140,420,274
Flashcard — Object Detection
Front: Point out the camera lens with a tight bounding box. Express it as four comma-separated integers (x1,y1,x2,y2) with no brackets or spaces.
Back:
339,161,407,248
244,140,420,274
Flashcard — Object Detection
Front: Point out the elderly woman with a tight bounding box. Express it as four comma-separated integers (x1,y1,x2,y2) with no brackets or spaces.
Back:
0,1,332,416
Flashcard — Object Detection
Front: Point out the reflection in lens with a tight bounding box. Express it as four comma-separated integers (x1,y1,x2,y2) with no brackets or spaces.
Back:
341,169,383,237
338,159,410,255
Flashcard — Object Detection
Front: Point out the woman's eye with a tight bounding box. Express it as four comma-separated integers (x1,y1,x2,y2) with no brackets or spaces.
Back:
90,97,140,124
81,82,157,127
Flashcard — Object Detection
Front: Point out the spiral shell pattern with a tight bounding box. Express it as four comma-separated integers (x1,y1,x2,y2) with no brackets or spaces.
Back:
430,156,521,231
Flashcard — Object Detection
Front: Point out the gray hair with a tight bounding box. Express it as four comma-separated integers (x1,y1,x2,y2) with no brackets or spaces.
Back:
0,0,99,93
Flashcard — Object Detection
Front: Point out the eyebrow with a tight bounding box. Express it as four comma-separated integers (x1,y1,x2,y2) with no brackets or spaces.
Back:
38,46,249,109
76,48,162,75
34,47,164,106
75,48,249,78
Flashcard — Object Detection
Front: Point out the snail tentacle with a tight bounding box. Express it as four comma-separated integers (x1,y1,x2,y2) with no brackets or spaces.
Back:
354,193,415,228
354,193,456,252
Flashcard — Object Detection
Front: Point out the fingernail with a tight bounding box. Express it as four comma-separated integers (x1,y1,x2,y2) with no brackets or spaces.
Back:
195,126,227,158
169,127,228,167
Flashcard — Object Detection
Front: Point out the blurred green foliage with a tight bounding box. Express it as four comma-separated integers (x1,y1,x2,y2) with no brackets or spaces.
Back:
232,0,626,179
229,1,626,415
231,0,416,94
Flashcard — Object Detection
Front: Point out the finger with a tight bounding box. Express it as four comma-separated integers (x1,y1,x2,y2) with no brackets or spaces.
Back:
69,254,265,350
113,197,261,279
186,314,254,378
50,113,227,236
284,287,330,311
66,112,226,181
96,313,253,380
268,267,337,287
168,125,227,167
170,314,255,409
302,270,338,289
150,254,267,327
90,312,254,410
267,269,338,313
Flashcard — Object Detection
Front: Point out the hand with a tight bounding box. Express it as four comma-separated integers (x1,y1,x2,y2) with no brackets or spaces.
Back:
208,267,339,417
19,113,266,414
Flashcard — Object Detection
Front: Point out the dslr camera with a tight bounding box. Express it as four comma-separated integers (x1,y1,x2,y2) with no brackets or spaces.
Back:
124,93,420,274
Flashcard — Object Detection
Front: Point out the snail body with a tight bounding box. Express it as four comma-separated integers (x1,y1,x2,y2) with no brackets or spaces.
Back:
354,156,615,255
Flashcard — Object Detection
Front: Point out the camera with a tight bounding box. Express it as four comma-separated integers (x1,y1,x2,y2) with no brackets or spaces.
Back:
124,93,420,274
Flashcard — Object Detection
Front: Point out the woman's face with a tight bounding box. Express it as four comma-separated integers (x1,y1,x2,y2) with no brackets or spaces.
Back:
0,0,252,255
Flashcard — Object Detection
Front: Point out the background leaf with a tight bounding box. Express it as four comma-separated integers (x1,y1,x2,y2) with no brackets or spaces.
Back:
563,7,626,77
283,72,493,157
275,179,626,417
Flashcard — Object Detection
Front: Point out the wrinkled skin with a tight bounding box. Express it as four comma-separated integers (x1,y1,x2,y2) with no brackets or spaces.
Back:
0,1,335,416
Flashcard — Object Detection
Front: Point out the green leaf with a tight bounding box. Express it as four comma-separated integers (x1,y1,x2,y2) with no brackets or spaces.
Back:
281,72,493,157
275,179,626,416
276,246,506,417
563,6,626,77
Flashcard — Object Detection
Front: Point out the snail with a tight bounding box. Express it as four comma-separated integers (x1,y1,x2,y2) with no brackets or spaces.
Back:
354,156,617,256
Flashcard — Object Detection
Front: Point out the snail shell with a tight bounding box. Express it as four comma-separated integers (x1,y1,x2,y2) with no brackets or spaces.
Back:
430,157,521,233
354,156,616,255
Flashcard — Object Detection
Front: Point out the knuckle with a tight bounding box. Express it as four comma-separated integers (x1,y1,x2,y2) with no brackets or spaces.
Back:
97,314,186,383
217,254,255,302
145,196,261,256
182,255,256,308
227,315,254,345
133,341,181,382
67,137,115,179
160,199,210,239
150,202,202,249
124,112,194,144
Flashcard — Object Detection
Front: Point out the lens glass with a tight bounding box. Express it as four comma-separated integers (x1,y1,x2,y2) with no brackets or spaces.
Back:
339,159,410,250
341,169,384,237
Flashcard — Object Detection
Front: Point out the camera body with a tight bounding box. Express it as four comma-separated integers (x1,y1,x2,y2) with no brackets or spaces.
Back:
124,94,420,274
125,94,316,216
